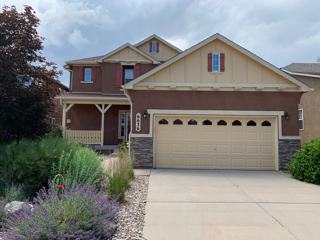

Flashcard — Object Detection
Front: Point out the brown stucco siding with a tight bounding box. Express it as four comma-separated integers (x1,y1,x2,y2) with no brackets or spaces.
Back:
129,90,302,136
71,63,157,94
67,104,130,145
292,75,320,144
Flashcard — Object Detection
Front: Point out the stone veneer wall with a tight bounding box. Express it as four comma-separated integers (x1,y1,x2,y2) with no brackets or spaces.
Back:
130,136,153,168
278,139,301,170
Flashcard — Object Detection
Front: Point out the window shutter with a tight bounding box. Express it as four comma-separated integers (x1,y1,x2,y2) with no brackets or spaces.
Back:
115,64,123,86
220,53,225,72
92,67,97,81
134,64,141,78
79,66,84,81
149,42,152,52
207,53,212,72
156,42,159,53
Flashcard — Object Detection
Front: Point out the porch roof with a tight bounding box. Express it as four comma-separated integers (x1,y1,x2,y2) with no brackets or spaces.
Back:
56,93,130,105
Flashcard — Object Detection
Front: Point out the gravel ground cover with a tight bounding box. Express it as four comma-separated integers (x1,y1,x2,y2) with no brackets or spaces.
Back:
112,174,149,240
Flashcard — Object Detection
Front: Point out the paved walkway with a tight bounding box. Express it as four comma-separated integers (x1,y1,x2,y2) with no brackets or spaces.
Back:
143,169,320,240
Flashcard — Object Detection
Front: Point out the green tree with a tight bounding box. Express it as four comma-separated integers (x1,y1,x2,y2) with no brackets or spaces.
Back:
0,5,60,143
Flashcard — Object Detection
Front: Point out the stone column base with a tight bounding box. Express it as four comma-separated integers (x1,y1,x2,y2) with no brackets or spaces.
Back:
130,136,153,168
278,139,301,170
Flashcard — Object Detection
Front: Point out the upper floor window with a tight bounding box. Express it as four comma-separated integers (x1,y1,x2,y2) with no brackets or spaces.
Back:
84,67,92,82
150,41,158,54
123,66,134,84
298,108,304,131
212,53,220,72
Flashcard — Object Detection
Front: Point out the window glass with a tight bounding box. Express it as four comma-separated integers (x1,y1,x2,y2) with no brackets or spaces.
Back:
159,119,168,125
124,67,134,84
84,67,92,81
151,41,157,53
202,120,212,125
217,120,227,126
247,120,257,126
232,120,242,126
173,119,183,125
298,109,304,130
212,53,220,72
188,119,197,125
261,121,271,127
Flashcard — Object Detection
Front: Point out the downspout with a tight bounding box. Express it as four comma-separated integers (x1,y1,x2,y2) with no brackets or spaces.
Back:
123,87,133,154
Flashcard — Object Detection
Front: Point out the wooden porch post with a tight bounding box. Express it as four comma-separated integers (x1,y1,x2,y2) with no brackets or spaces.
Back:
62,103,74,137
95,104,112,146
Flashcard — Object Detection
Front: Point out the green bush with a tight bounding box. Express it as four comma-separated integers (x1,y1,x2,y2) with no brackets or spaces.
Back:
106,144,134,200
47,126,63,138
0,136,103,197
288,138,320,184
52,147,104,188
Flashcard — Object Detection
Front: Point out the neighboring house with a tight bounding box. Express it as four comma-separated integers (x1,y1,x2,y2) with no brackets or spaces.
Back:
282,63,320,144
48,79,69,127
58,33,311,170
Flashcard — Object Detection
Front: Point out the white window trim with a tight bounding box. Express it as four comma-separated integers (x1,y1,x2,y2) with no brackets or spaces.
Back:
298,108,304,131
212,52,220,73
151,41,158,54
118,110,130,140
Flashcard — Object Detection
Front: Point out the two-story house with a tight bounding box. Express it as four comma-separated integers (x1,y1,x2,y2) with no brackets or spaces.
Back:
59,33,311,170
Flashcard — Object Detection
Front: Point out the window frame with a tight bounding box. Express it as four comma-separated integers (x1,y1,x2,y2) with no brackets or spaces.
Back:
151,41,158,54
123,66,134,84
298,108,304,131
83,67,92,82
212,52,220,73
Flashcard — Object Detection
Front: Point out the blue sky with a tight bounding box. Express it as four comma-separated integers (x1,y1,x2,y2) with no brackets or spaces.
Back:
2,0,320,87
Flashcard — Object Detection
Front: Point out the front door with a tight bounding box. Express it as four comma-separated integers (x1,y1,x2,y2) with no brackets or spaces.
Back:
119,111,131,141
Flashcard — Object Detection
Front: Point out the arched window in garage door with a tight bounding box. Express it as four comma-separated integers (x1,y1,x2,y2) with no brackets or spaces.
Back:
188,119,198,125
217,120,227,126
247,120,257,126
202,120,212,125
261,120,271,127
173,119,183,125
159,119,168,125
232,120,242,126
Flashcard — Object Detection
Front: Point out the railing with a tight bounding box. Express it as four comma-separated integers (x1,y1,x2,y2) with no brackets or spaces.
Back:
65,130,101,145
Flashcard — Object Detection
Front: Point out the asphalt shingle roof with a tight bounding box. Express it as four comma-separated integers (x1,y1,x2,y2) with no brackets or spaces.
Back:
283,63,320,76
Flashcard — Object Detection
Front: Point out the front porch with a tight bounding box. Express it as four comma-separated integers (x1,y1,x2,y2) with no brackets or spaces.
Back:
57,93,130,146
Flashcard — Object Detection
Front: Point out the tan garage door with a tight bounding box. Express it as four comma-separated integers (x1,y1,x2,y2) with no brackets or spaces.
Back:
154,115,277,170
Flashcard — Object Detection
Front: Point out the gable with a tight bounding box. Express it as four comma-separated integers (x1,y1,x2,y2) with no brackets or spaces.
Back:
104,46,154,63
137,38,180,62
125,34,311,92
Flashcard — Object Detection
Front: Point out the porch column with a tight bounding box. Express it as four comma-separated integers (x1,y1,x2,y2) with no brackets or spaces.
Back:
95,104,112,146
62,103,74,137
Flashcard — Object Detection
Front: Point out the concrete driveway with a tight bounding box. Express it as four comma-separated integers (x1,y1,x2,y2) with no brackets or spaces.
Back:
143,170,320,240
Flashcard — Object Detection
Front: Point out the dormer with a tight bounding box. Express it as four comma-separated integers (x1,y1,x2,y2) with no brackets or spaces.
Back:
135,34,182,62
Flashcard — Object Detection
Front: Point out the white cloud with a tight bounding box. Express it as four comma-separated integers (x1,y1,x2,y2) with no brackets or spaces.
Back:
68,29,89,49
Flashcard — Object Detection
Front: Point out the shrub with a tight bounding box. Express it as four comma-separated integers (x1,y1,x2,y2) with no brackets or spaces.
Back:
47,126,63,138
52,147,104,188
0,137,77,197
106,144,134,199
4,185,26,203
3,184,119,240
288,138,320,184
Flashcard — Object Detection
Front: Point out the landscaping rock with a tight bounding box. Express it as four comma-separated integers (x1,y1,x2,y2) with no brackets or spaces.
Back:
4,201,33,215
111,175,149,240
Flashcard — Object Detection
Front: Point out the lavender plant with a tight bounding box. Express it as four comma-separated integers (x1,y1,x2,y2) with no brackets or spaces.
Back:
3,184,119,240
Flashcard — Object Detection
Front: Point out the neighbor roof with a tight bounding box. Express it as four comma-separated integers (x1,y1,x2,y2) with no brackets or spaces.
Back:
282,63,320,76
124,33,311,92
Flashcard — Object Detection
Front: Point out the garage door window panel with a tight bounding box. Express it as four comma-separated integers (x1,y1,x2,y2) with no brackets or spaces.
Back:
173,119,183,125
261,120,271,127
217,120,227,126
188,119,198,125
232,120,242,126
202,120,212,125
159,119,168,125
247,120,257,126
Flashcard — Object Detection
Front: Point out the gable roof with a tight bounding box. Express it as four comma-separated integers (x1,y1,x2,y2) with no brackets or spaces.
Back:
65,43,159,68
124,33,311,92
282,63,320,78
134,34,182,53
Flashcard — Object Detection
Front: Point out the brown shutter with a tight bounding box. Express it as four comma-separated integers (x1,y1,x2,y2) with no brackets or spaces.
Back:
115,64,123,86
207,53,212,72
92,67,97,81
156,42,159,53
220,53,225,72
79,66,84,81
134,64,141,78
149,42,152,52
